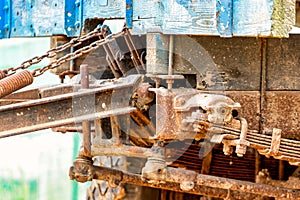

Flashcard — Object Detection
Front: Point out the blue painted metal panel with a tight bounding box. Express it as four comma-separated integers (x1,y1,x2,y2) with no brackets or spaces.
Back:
82,0,125,23
11,0,34,37
0,0,294,38
65,0,83,36
126,0,133,28
217,0,232,37
10,0,65,38
0,0,11,38
139,0,219,35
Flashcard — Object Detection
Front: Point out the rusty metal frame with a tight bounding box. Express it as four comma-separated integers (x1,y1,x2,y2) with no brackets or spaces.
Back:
69,158,300,199
0,75,142,138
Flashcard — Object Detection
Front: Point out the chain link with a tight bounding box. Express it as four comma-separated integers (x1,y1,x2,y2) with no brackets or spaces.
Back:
31,31,126,77
2,28,105,77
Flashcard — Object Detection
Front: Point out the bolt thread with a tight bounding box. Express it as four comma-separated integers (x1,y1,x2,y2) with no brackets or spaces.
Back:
0,70,33,98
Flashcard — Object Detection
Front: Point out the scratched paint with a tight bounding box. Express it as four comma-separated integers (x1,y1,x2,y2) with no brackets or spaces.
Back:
162,0,219,34
232,0,273,36
0,0,296,38
217,0,232,37
11,0,64,37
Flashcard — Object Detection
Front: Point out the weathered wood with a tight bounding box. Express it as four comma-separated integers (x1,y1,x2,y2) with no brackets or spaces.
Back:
83,0,125,20
132,0,294,37
233,0,294,37
271,0,295,37
3,0,296,38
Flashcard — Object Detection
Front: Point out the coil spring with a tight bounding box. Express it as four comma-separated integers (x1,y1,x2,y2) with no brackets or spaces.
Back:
0,70,33,98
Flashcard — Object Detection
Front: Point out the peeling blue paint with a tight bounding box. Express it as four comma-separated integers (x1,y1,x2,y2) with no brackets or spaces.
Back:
232,0,273,36
126,0,133,28
0,0,293,38
0,0,11,38
65,0,83,37
216,0,232,37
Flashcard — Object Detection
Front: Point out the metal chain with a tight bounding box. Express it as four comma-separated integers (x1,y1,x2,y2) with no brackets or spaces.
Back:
1,28,105,76
31,31,126,77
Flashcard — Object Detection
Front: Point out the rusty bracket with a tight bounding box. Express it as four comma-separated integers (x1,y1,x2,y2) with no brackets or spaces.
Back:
258,128,282,158
235,117,249,157
69,156,94,183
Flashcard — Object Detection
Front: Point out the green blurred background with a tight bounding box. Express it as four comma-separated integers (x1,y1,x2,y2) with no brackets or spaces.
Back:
0,38,88,200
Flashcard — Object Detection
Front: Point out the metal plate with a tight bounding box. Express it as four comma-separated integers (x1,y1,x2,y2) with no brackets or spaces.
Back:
263,91,300,140
226,91,260,130
267,34,300,90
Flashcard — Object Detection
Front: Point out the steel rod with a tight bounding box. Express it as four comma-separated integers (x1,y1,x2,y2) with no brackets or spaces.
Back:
80,64,92,157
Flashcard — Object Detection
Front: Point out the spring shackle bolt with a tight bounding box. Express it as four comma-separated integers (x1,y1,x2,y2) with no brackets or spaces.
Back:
0,70,33,98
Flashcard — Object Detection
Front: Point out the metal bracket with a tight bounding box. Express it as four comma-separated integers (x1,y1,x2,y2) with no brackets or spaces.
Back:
0,0,11,38
65,0,83,36
258,128,282,158
268,128,281,156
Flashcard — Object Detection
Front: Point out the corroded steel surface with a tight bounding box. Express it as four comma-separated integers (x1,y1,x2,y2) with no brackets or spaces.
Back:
267,35,300,90
70,158,300,199
263,91,300,140
0,75,140,138
226,91,260,130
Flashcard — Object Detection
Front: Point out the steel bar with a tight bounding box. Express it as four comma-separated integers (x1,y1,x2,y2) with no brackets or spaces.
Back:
102,43,122,78
125,30,145,70
80,64,92,157
193,170,300,198
70,160,273,199
0,107,135,138
123,31,145,73
0,75,141,138
105,41,127,75
167,35,174,90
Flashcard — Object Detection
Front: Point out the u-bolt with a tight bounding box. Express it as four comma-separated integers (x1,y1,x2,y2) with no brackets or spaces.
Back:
235,117,248,157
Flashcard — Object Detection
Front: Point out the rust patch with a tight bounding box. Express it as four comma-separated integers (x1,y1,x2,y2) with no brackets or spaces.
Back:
263,91,300,140
226,91,260,131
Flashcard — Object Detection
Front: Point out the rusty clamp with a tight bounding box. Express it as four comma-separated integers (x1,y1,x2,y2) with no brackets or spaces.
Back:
258,128,282,158
211,118,249,157
235,118,249,157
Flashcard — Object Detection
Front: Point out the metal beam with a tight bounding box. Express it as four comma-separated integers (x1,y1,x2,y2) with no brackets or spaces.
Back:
0,75,141,138
70,158,300,199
